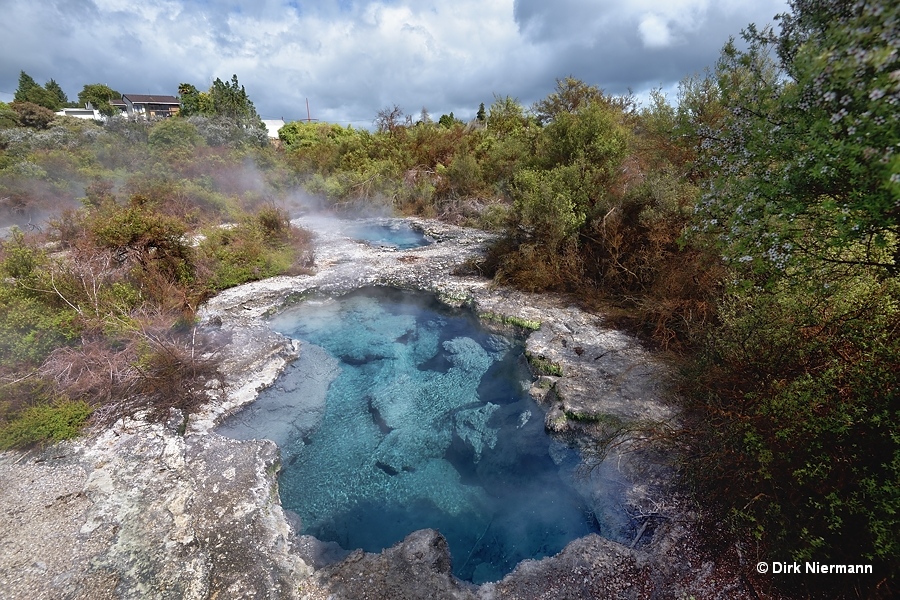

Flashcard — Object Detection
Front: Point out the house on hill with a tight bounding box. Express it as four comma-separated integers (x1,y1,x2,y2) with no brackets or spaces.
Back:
60,94,180,121
121,94,180,118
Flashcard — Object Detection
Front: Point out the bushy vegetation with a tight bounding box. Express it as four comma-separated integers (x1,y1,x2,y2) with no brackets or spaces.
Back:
676,2,899,596
0,103,313,449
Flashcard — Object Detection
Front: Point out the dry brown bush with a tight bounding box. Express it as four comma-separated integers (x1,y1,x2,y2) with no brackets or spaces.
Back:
485,238,585,293
126,321,227,423
36,311,227,427
39,338,139,405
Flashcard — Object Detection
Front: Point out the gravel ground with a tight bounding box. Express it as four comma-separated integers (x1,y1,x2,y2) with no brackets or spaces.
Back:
0,444,118,600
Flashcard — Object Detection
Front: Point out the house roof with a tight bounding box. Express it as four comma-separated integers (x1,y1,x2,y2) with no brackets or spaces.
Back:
110,98,127,106
123,94,180,105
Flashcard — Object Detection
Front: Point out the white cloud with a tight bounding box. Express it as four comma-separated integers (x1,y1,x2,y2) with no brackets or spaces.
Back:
0,0,789,123
638,14,673,48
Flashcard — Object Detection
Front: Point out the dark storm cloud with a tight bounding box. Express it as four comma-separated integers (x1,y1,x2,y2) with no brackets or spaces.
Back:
510,0,789,98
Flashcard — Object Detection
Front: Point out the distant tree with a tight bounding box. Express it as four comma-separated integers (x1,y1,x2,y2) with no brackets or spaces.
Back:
176,76,264,145
14,71,60,110
375,104,405,134
476,102,486,122
44,79,68,107
532,77,635,125
14,71,40,102
77,84,121,116
177,83,202,117
486,95,528,137
532,77,603,124
437,112,462,128
207,75,260,120
179,78,257,121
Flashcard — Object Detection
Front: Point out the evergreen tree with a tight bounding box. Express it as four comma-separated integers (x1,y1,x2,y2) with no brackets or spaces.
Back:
14,71,59,110
208,74,259,120
176,75,264,145
44,79,68,107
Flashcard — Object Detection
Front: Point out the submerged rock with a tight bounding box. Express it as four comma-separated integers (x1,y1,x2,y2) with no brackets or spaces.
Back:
453,403,500,461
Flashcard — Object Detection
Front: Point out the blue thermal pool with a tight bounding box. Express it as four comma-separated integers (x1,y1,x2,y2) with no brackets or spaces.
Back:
217,287,601,583
346,221,431,249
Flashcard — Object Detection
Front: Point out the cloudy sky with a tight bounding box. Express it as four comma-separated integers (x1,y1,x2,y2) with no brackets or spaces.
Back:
1,0,788,126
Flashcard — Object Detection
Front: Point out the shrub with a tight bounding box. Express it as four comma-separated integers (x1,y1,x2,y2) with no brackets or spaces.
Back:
0,287,81,367
195,206,313,292
0,398,91,449
125,324,225,423
0,231,82,367
186,115,268,148
9,101,56,129
85,196,194,287
148,118,204,152
681,274,900,594
104,115,151,144
443,151,483,197
0,102,20,128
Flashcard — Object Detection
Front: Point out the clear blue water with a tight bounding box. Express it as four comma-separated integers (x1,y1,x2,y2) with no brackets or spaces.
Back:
346,222,431,249
219,288,599,583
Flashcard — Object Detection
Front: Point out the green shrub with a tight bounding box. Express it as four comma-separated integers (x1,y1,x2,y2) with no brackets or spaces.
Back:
86,196,194,285
148,118,204,152
444,152,482,197
195,206,312,292
0,231,82,366
0,287,81,366
0,398,92,449
681,274,900,586
512,165,587,248
0,102,20,128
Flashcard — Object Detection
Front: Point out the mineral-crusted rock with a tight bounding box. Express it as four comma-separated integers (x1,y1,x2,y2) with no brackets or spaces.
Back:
300,529,477,600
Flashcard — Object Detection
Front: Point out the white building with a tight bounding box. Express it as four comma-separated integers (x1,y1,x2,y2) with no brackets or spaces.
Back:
54,107,102,120
261,119,286,139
